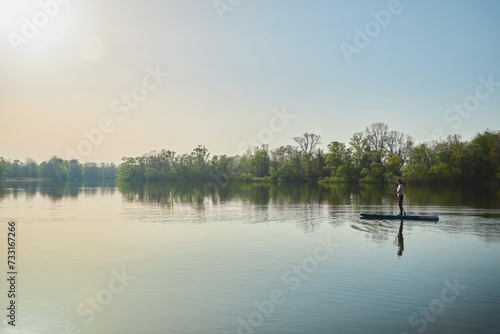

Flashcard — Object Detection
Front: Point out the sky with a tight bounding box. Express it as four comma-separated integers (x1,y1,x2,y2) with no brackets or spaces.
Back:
1,0,499,164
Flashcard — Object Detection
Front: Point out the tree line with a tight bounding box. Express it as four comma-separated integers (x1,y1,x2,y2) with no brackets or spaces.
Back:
2,123,499,184
0,156,117,181
115,123,500,184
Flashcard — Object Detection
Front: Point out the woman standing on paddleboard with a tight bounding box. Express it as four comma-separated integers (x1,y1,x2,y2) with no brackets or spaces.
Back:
395,178,404,215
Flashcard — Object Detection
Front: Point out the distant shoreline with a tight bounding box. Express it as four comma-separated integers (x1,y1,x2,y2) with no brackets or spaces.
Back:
2,126,499,185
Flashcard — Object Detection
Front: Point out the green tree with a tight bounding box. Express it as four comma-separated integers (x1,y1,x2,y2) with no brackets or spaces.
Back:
325,141,347,175
69,160,84,179
468,131,500,181
0,158,6,179
250,148,270,177
24,158,38,178
383,154,402,182
38,156,69,181
116,158,144,181
191,145,210,179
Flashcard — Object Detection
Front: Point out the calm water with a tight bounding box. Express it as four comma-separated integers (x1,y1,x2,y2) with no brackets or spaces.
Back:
1,181,500,334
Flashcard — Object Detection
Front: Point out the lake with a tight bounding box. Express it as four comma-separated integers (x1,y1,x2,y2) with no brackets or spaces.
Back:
1,181,499,334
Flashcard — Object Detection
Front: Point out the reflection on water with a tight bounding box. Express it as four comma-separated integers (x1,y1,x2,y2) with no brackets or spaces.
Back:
2,180,500,239
2,180,499,209
0,179,116,200
1,180,500,334
396,220,404,257
116,181,343,206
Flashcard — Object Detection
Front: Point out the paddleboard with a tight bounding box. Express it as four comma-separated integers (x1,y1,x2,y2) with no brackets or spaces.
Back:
360,213,439,221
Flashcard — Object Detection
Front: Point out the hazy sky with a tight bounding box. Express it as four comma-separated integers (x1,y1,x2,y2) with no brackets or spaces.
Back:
1,0,499,163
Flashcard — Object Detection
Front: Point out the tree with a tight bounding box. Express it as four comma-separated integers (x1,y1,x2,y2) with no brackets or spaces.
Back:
250,148,270,177
3,126,498,185
38,156,69,181
8,160,21,178
364,122,388,154
69,160,83,179
386,131,414,165
191,145,210,179
468,131,500,182
326,141,347,169
324,141,351,181
116,157,144,181
383,154,402,181
293,133,322,181
0,158,6,179
409,143,432,167
349,131,369,178
83,162,100,179
293,133,322,160
24,158,38,178
270,162,295,182
312,148,328,180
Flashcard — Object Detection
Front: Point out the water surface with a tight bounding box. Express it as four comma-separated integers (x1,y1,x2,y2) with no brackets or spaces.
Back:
1,181,499,334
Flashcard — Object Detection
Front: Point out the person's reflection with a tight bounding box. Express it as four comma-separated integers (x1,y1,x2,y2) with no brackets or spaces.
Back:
396,220,404,257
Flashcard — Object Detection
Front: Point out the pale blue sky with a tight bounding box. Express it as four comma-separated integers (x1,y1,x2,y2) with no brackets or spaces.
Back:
1,0,499,163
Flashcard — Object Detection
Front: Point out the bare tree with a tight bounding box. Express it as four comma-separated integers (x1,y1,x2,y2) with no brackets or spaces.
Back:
293,133,322,160
364,122,389,152
386,131,414,164
401,134,415,164
386,130,404,157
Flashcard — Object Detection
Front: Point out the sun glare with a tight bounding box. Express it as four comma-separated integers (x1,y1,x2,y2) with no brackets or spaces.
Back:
0,1,39,31
0,0,74,53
